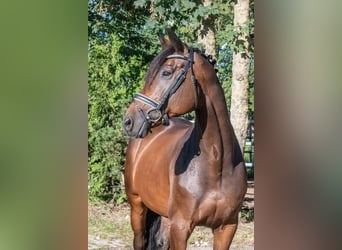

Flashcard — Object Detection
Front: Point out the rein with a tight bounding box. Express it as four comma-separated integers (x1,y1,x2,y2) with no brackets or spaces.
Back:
133,47,198,137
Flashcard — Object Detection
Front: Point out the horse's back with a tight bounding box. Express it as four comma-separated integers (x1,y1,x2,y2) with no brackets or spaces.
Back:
124,118,194,216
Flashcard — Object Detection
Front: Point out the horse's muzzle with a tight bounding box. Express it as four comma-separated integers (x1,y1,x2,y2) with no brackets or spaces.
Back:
123,114,150,138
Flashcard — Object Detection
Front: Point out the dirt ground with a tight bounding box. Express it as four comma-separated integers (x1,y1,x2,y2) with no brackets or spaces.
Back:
88,181,254,250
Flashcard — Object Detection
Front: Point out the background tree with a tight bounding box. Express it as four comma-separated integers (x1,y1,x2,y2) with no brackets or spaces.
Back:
230,0,253,149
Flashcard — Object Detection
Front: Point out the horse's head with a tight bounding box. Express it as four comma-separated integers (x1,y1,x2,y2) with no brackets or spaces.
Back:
123,29,212,138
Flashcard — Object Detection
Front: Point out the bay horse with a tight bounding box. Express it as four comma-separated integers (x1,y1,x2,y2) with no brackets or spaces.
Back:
123,29,247,250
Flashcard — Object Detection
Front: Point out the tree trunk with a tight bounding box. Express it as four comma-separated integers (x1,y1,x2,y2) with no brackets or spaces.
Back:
230,0,251,150
197,0,216,59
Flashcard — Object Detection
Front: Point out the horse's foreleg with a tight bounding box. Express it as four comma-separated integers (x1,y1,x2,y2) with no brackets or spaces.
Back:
169,218,192,250
129,196,147,250
213,223,238,250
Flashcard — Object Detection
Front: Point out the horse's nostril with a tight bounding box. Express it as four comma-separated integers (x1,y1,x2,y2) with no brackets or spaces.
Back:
123,117,133,130
124,118,131,126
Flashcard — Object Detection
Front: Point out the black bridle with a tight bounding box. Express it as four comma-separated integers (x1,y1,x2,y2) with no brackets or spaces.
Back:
133,47,198,137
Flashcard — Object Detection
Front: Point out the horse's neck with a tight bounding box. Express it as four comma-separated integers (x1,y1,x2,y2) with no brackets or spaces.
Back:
195,83,243,172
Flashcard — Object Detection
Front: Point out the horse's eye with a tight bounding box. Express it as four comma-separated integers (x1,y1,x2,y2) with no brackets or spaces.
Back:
161,70,172,77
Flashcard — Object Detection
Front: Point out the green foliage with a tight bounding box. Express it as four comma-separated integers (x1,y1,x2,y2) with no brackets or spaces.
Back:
246,166,254,180
133,0,219,42
241,207,254,223
88,1,163,203
249,56,254,116
88,33,146,201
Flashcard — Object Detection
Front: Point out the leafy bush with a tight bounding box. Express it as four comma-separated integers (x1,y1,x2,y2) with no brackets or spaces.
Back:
88,34,146,202
241,207,254,223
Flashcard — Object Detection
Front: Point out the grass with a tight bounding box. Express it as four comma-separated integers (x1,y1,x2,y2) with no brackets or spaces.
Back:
88,200,133,248
88,197,254,249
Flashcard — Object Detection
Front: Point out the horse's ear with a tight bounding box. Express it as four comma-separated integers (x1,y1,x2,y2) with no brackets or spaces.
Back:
159,35,170,49
166,29,184,53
